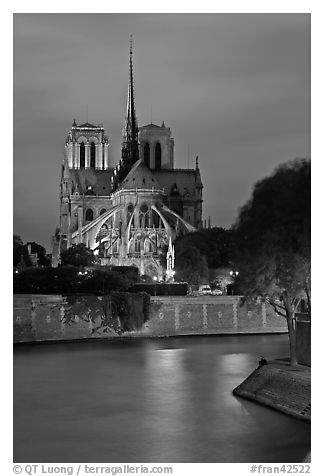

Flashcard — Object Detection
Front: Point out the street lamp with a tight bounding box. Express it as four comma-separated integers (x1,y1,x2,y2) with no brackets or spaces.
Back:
229,270,239,295
78,270,88,276
153,276,157,296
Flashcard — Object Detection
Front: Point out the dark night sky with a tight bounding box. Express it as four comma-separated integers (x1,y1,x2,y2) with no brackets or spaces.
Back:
13,13,310,252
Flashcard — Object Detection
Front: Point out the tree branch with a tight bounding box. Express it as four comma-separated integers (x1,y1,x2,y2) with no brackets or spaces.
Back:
268,298,287,318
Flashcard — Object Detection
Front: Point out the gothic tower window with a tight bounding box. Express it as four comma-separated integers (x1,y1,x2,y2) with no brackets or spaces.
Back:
144,143,150,168
80,142,85,168
90,142,96,168
85,208,94,221
155,142,161,170
139,203,149,228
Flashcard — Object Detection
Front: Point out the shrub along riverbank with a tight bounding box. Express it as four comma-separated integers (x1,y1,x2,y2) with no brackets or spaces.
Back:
13,265,139,295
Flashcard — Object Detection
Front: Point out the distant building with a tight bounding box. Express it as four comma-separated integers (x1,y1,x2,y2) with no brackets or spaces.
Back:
52,38,203,279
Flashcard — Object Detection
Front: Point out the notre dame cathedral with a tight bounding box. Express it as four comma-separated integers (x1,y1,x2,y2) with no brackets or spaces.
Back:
52,38,203,279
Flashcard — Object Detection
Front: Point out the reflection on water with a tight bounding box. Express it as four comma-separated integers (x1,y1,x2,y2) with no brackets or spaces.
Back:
13,335,310,463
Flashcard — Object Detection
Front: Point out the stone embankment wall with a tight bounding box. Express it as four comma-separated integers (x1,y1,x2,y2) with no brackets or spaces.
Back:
146,296,287,336
14,294,287,343
233,361,311,422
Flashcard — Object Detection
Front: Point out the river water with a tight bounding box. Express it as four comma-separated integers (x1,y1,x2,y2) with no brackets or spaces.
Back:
13,335,310,463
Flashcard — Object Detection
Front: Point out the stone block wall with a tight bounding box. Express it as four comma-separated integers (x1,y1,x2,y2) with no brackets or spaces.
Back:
13,294,146,343
13,294,288,344
144,296,287,337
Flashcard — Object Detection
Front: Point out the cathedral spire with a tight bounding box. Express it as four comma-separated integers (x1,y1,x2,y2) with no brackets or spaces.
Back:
122,34,139,163
112,36,140,191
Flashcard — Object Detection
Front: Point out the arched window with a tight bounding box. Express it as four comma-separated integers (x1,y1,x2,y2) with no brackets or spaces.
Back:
127,204,135,227
100,208,106,216
152,209,160,228
155,142,161,170
80,142,85,168
139,203,149,228
135,239,141,253
90,142,96,168
85,208,93,221
144,143,150,168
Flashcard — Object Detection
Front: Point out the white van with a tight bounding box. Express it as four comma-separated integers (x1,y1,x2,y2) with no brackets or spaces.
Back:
198,284,212,295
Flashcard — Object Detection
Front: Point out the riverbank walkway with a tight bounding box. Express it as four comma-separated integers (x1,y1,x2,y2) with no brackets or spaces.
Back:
233,359,311,422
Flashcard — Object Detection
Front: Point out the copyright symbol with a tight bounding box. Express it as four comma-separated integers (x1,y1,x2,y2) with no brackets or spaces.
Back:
13,466,22,474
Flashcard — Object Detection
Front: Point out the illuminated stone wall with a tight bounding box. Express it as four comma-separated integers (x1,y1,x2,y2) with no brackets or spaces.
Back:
146,296,287,337
13,295,287,344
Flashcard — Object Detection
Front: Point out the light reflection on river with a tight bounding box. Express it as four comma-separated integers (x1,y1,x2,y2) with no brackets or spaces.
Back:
13,335,310,463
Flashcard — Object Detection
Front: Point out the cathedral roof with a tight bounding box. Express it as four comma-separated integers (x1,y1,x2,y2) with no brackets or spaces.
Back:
78,122,100,129
153,169,202,196
141,123,163,129
119,160,163,191
69,169,114,195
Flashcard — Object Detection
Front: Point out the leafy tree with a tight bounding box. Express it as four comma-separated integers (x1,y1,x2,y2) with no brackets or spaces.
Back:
174,227,233,284
60,243,96,267
175,227,233,269
13,234,23,247
175,245,209,284
26,241,50,267
233,159,310,365
75,269,133,294
13,266,138,294
13,235,50,267
209,269,234,295
13,234,25,267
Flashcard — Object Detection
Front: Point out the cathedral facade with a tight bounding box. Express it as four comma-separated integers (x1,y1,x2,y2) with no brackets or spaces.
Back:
52,39,203,279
